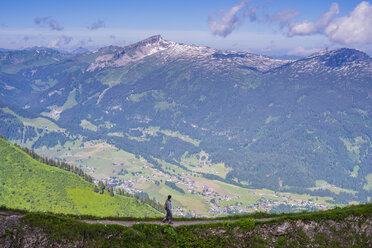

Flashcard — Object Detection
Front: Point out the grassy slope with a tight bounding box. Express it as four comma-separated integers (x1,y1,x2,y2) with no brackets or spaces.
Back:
0,137,162,217
2,203,371,247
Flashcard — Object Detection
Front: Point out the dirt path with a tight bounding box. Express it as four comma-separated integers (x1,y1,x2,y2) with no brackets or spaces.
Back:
83,219,233,227
0,210,273,227
83,217,274,227
0,210,23,216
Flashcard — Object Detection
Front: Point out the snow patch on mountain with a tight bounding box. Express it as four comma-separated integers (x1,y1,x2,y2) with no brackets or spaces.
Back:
269,48,372,79
86,36,372,78
87,35,289,72
87,35,175,71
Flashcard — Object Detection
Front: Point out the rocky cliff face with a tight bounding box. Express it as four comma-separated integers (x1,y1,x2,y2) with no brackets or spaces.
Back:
1,212,371,247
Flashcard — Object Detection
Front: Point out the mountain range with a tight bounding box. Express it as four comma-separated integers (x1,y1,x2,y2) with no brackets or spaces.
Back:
1,35,372,206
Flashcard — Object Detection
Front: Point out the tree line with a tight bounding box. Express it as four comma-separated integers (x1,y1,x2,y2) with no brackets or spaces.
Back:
17,144,94,183
93,181,165,213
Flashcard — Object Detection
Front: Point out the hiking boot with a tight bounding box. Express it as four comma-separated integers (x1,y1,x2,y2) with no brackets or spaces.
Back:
161,219,166,223
168,221,173,224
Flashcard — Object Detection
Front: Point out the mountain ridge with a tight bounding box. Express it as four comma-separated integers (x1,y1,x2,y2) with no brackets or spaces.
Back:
86,35,290,73
269,48,372,76
1,35,372,212
2,36,371,76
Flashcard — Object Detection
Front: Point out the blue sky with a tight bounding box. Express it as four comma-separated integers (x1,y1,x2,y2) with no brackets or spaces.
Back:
1,0,372,56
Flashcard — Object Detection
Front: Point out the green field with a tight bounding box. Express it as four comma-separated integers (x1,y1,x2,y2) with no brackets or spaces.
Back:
130,126,200,146
308,180,358,195
0,137,161,217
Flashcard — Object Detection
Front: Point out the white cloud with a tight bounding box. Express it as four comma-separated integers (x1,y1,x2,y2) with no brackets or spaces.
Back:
325,1,372,44
244,5,258,22
208,0,253,37
49,35,73,48
284,1,372,45
288,3,339,36
272,9,301,28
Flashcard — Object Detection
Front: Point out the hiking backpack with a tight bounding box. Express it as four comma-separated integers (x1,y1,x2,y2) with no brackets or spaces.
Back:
164,200,168,210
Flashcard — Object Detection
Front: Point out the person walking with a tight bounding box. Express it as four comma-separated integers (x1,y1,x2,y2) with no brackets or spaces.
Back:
162,195,173,224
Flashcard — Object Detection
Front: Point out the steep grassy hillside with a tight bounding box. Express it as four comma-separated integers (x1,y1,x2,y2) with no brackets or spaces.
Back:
0,136,161,217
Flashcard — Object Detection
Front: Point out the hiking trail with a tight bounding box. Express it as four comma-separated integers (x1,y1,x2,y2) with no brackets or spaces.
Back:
0,210,273,227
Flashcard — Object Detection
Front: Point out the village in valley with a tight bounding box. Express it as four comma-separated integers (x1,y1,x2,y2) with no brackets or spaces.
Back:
38,139,331,217
93,150,329,217
101,173,328,217
100,175,328,217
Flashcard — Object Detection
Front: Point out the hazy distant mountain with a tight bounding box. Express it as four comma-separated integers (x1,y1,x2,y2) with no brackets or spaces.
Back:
72,47,90,54
0,48,70,74
1,35,371,203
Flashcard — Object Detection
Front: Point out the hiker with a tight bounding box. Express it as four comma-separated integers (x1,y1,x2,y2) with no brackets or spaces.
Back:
162,195,173,224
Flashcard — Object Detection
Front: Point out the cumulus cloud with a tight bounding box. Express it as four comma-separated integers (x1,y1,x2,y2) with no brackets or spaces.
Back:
281,1,372,45
49,35,73,48
87,19,105,30
288,3,339,36
245,5,259,22
208,0,254,37
206,0,372,45
325,1,372,44
34,17,64,31
272,9,301,28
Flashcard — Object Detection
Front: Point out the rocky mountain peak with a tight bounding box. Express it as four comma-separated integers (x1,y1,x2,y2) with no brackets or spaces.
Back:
86,35,174,71
140,35,164,44
126,35,171,51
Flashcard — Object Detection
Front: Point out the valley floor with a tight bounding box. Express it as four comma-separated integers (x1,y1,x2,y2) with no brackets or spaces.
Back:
33,139,334,217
